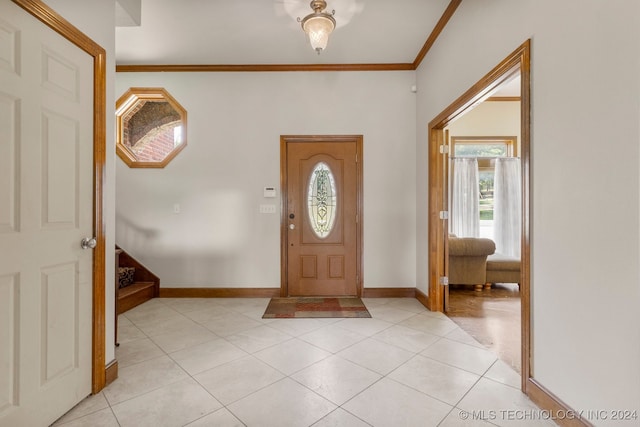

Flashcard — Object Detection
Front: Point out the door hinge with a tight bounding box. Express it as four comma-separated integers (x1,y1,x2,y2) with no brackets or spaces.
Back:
439,276,449,286
439,145,449,154
355,214,358,223
355,153,358,162
439,210,449,220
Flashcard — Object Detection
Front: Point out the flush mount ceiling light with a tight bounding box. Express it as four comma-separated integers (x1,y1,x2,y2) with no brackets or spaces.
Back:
298,0,336,54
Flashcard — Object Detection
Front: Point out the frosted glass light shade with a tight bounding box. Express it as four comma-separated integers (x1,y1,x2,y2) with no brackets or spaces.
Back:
303,16,335,53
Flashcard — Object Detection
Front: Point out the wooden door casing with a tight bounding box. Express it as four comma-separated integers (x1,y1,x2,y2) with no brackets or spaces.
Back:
280,136,363,297
442,129,450,311
427,40,530,389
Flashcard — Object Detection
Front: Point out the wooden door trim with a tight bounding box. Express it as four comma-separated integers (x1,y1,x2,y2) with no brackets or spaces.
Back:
280,135,363,297
427,40,531,388
13,0,107,393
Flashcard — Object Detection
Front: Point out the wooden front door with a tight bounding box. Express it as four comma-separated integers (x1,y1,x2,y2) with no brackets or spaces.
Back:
282,136,362,297
0,1,96,425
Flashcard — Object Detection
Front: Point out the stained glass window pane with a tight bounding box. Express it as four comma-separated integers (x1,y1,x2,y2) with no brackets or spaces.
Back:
307,162,337,238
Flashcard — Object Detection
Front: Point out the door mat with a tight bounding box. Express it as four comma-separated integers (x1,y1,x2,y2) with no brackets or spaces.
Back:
262,297,371,319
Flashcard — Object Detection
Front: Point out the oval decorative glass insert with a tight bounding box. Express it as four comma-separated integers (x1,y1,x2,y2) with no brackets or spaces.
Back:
307,162,337,238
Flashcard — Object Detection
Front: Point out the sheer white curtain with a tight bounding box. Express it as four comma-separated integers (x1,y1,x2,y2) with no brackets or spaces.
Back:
494,158,521,257
450,158,480,237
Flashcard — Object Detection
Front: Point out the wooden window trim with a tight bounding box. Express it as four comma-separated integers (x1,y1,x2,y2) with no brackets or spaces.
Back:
451,136,518,157
116,87,188,168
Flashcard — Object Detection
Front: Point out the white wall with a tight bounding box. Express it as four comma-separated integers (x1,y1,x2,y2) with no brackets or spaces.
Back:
116,71,417,289
42,0,117,364
447,101,520,146
416,0,640,422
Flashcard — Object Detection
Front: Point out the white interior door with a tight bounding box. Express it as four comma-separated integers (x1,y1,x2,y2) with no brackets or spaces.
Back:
0,1,94,425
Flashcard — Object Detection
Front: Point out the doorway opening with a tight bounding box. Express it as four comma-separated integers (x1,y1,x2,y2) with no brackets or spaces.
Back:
427,40,531,389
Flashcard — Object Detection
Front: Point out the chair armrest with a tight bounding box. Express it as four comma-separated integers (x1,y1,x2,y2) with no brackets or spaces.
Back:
449,237,496,257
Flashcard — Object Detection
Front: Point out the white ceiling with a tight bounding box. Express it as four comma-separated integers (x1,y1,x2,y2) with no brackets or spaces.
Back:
114,1,521,97
115,0,453,65
491,74,521,98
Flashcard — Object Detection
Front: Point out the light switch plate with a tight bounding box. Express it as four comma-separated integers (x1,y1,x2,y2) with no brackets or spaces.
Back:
259,204,276,214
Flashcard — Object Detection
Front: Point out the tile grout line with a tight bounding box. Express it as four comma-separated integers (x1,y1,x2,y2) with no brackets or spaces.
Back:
106,298,523,427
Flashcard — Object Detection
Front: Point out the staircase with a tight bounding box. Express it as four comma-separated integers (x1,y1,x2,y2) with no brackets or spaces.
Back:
115,246,160,314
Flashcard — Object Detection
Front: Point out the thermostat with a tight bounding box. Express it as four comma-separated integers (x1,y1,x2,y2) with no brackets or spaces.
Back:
264,187,277,198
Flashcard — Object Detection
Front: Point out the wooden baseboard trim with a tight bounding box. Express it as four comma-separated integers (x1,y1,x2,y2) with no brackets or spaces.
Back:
160,287,425,299
526,378,594,427
415,288,429,309
362,288,416,298
104,360,118,387
159,287,280,298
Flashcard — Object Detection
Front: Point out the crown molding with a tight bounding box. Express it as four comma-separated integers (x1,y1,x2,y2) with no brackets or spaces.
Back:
487,96,522,102
116,63,415,73
116,0,461,73
413,0,462,68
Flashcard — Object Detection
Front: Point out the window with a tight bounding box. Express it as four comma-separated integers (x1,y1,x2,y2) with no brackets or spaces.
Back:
451,136,517,236
307,162,337,238
116,87,187,168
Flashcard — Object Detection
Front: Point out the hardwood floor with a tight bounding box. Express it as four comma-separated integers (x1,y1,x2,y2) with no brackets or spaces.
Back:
446,283,521,374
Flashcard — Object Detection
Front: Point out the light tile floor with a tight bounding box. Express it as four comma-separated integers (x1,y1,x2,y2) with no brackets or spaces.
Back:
53,298,554,427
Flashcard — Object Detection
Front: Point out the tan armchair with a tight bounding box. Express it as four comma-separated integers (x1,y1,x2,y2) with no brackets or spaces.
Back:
448,236,496,291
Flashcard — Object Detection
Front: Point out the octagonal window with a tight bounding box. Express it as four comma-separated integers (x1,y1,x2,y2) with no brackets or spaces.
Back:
116,87,187,168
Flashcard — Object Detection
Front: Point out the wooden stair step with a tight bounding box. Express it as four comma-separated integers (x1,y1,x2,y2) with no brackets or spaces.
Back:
117,281,156,314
